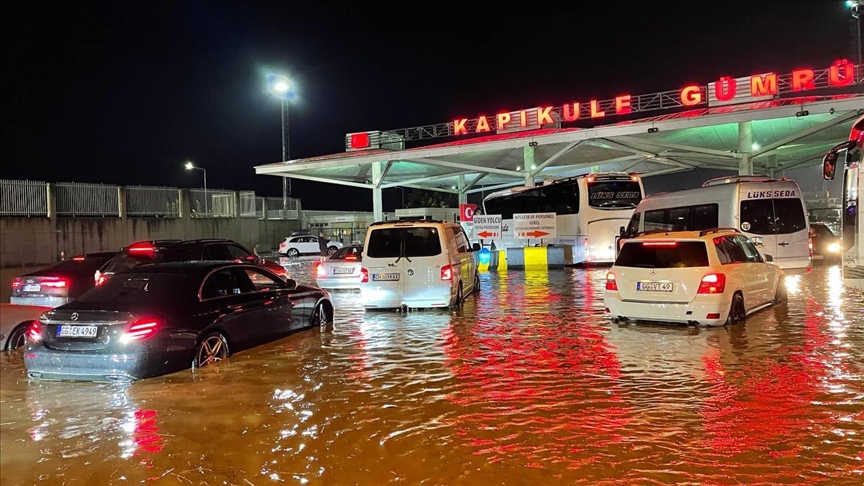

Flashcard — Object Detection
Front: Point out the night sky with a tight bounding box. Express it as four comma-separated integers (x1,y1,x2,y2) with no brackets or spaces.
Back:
1,1,859,210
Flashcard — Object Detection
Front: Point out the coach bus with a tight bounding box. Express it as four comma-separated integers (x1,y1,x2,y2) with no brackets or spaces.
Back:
822,114,864,290
482,172,644,264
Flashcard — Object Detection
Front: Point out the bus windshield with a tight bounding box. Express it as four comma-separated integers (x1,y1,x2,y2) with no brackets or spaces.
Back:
588,181,643,208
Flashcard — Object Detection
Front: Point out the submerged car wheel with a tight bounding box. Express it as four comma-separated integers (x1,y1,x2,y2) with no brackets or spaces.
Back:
773,278,788,305
313,303,329,328
286,248,300,258
474,273,480,294
453,282,464,307
725,293,746,326
6,325,27,351
193,332,229,369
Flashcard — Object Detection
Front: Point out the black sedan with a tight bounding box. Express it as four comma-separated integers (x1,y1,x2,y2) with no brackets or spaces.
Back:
23,261,333,382
11,252,117,307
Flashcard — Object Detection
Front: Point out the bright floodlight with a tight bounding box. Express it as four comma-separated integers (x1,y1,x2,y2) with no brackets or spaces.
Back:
267,73,296,100
185,161,194,170
847,1,854,7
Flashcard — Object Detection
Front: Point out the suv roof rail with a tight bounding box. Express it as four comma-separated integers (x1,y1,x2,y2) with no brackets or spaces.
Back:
187,238,233,243
369,218,451,227
634,229,670,237
698,227,740,237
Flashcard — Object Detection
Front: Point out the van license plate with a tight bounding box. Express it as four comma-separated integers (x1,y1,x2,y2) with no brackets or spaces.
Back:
372,273,400,281
57,325,98,338
637,282,673,292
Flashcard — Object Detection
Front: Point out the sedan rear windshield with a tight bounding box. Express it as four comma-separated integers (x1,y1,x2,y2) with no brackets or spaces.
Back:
77,274,191,303
331,247,362,260
616,241,710,268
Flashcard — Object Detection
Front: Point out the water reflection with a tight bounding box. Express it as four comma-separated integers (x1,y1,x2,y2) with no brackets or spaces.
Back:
0,264,862,484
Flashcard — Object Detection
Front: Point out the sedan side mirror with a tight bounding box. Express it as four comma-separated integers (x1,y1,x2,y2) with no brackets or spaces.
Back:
281,276,298,289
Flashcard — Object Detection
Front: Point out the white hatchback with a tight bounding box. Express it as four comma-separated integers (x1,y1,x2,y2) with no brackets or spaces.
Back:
604,229,786,326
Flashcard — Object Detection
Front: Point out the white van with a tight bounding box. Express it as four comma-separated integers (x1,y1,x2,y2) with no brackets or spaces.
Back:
360,220,479,309
621,176,810,270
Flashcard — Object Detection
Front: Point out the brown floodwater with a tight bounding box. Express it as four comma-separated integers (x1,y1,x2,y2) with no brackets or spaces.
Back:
1,262,862,485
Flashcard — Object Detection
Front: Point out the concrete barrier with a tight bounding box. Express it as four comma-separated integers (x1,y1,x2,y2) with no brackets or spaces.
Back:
505,246,566,270
478,249,508,272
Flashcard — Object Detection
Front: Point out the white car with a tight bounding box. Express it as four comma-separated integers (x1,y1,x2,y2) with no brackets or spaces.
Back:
1,303,51,350
314,246,364,289
278,235,343,257
604,229,786,326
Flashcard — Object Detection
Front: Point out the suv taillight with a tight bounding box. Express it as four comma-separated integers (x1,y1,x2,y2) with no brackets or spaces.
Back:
605,272,618,291
441,264,453,281
697,273,726,294
27,320,42,342
360,268,369,283
120,318,163,344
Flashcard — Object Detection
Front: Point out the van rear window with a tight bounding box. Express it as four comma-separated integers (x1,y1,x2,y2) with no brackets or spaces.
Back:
740,199,806,235
366,227,443,258
616,241,709,268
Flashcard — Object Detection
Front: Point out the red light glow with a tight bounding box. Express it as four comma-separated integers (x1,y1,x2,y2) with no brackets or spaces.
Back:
791,69,815,91
27,320,42,342
12,277,22,289
441,264,453,281
642,241,678,247
697,273,726,294
72,255,86,261
750,73,778,97
315,262,325,277
605,272,618,291
121,318,162,343
360,268,369,283
41,277,68,288
128,244,155,253
349,132,370,150
681,85,702,106
615,95,631,115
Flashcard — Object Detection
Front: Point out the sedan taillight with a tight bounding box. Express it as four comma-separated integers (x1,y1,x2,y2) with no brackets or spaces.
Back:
27,321,42,342
12,277,22,289
119,318,163,344
41,277,68,288
697,273,726,294
315,262,325,277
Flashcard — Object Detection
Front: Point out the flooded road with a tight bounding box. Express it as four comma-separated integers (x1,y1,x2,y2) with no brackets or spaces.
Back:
1,262,862,485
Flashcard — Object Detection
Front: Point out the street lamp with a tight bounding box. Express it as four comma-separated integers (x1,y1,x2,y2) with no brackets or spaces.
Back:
849,0,863,66
185,161,208,215
267,73,297,217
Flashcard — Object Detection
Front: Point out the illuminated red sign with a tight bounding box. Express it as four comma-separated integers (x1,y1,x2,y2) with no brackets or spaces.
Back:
349,132,370,149
452,59,858,136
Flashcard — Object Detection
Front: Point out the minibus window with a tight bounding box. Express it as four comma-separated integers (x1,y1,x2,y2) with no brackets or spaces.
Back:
773,199,807,234
367,229,402,258
740,200,775,235
405,227,442,257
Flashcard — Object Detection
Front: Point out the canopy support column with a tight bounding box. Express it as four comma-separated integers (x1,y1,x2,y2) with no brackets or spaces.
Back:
738,121,754,175
372,161,384,221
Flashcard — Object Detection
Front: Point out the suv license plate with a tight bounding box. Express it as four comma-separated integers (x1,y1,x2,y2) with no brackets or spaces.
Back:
637,281,673,292
372,273,400,281
57,325,98,338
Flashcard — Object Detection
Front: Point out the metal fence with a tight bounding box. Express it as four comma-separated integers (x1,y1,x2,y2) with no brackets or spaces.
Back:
0,179,48,216
0,179,299,220
189,188,236,218
126,186,181,217
55,182,119,216
265,196,300,220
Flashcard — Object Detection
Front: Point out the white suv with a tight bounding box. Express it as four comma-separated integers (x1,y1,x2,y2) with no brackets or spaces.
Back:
278,236,343,257
604,229,786,326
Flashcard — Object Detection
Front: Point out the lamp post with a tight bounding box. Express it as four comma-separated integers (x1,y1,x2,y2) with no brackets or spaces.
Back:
267,73,297,218
850,0,863,66
185,161,207,215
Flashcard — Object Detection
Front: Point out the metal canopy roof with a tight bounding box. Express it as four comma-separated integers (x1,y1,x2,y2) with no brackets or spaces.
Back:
255,97,863,206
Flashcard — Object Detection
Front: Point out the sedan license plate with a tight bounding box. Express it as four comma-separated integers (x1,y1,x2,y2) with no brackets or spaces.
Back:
23,284,41,292
333,267,354,275
57,325,98,338
372,273,400,282
637,281,673,292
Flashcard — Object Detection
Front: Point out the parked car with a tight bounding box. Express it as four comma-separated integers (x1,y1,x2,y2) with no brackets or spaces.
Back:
604,228,786,326
95,238,289,286
24,261,333,382
314,245,363,289
1,303,52,350
11,252,117,307
809,223,842,263
360,220,480,309
279,235,343,257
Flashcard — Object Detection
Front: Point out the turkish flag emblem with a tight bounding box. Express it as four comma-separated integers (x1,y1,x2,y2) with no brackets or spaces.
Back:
459,203,477,222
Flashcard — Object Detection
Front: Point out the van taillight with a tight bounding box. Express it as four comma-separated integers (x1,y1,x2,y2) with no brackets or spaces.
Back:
605,272,618,291
120,318,162,344
27,321,42,342
441,264,453,281
360,268,369,283
697,273,726,294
